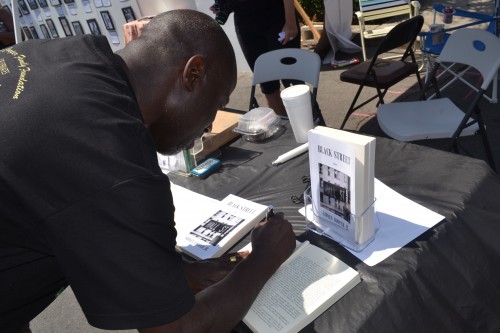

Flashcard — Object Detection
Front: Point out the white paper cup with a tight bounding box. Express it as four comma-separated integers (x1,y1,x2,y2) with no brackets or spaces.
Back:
280,84,315,143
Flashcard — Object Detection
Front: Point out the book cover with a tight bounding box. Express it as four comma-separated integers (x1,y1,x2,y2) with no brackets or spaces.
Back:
171,185,267,260
243,241,361,333
308,127,376,247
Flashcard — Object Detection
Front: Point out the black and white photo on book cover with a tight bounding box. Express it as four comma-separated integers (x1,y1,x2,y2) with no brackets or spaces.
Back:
189,210,245,246
318,163,351,227
171,186,268,260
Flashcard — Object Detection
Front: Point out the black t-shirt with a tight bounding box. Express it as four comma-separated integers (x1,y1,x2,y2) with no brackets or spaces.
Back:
0,36,194,329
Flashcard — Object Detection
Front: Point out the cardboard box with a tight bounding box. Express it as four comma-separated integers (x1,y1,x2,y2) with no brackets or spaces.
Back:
196,110,241,162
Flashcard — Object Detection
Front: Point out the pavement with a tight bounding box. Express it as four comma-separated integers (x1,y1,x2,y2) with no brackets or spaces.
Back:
30,1,499,332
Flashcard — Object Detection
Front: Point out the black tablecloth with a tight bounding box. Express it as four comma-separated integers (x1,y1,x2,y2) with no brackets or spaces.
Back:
169,122,500,333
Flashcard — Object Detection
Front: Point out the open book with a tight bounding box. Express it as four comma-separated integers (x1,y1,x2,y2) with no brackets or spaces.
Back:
243,241,361,333
170,183,267,260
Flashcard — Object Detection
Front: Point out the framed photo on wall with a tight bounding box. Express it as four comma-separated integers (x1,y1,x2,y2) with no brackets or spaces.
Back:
46,18,59,38
22,26,34,39
86,18,101,36
26,0,38,10
58,16,72,36
29,26,39,38
39,23,51,38
100,10,114,31
121,6,135,23
18,0,30,15
37,0,48,8
71,20,84,35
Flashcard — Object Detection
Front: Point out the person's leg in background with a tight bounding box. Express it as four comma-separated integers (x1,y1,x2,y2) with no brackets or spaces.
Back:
236,18,301,116
264,32,302,116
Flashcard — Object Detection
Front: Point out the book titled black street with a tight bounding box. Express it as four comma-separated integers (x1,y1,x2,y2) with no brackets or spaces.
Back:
308,126,376,247
171,184,267,260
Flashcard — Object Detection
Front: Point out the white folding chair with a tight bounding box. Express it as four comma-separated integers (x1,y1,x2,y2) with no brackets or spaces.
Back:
377,28,500,171
356,0,421,61
419,1,500,103
249,48,325,125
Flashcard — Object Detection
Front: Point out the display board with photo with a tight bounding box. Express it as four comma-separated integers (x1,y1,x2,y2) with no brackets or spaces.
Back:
8,0,143,51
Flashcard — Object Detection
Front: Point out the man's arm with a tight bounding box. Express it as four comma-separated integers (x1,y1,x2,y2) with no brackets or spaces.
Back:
182,251,249,294
281,0,299,45
139,213,296,333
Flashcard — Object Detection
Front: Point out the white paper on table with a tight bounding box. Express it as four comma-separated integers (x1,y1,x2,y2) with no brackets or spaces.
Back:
300,178,445,266
169,183,220,233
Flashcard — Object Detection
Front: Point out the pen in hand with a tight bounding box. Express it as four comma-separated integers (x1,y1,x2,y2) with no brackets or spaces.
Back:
266,205,274,220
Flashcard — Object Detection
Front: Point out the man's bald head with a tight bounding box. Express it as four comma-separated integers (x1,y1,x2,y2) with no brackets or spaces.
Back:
122,9,236,85
116,10,237,155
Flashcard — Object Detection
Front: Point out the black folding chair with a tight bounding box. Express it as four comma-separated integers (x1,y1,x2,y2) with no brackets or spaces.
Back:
339,15,424,129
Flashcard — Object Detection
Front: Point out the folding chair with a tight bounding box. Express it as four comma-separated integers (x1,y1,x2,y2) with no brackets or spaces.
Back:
339,15,424,129
249,48,325,125
377,28,500,171
419,0,500,103
356,0,421,61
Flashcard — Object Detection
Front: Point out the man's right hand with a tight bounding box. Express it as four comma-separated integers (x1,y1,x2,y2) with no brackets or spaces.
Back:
249,212,296,274
139,212,296,333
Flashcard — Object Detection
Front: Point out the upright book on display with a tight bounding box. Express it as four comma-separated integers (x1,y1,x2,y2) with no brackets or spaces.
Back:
171,184,267,260
307,126,376,250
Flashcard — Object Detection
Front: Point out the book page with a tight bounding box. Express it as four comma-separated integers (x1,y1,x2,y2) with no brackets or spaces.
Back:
171,183,220,228
244,242,360,333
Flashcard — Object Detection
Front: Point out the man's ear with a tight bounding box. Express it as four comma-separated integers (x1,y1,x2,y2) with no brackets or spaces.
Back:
183,55,206,91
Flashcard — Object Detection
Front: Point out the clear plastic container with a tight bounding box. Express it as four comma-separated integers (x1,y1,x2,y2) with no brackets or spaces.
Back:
233,107,281,141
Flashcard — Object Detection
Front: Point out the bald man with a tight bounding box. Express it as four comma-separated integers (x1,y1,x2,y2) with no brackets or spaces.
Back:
0,10,295,333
